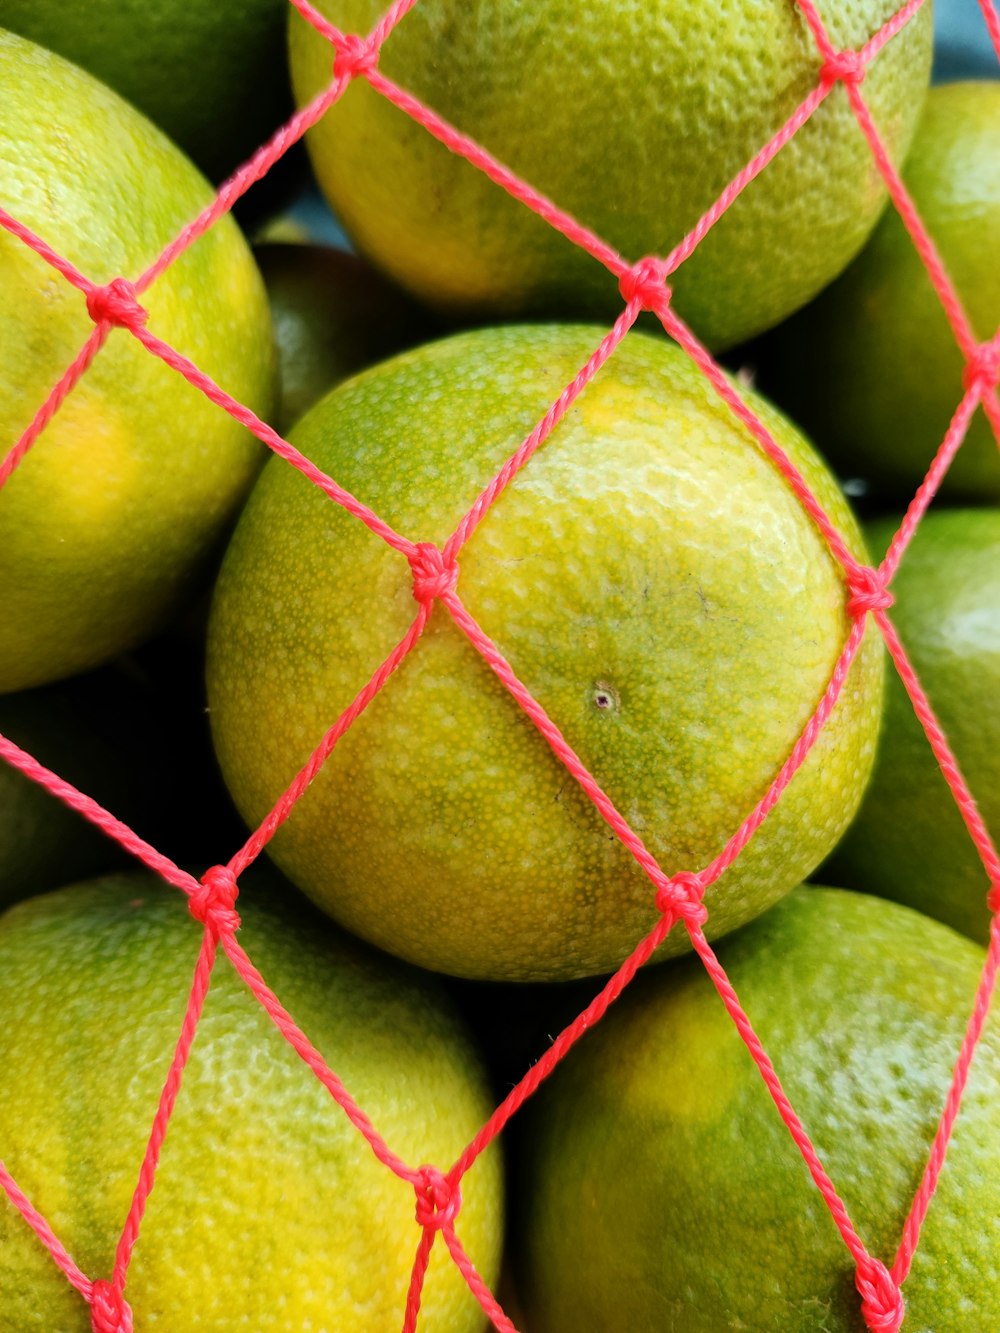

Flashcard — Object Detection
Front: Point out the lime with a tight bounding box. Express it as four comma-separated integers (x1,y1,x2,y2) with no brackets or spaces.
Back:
256,241,435,430
0,0,293,183
206,323,882,982
824,508,1000,944
759,81,1000,501
516,886,1000,1330
289,0,931,349
0,682,132,907
0,874,503,1330
0,30,276,694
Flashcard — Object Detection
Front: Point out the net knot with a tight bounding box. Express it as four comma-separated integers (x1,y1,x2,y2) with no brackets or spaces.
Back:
846,565,893,617
987,880,1000,914
86,278,148,331
90,1280,133,1333
962,338,1000,394
408,542,458,604
189,865,241,935
333,32,380,81
855,1257,904,1332
821,48,866,87
619,256,672,313
414,1166,462,1232
654,870,709,930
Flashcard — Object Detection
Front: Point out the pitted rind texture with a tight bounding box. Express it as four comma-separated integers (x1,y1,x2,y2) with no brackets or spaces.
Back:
0,876,503,1330
516,888,1000,1330
0,31,276,693
289,0,933,348
207,324,883,981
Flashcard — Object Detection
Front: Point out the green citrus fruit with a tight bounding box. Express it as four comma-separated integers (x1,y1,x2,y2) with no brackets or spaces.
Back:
0,30,277,694
0,0,293,183
0,874,503,1330
288,0,931,349
515,886,1000,1330
759,81,1000,501
0,683,133,907
256,241,435,430
206,323,883,982
823,508,1000,944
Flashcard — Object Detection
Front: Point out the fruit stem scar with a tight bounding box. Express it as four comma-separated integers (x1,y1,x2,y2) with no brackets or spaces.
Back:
592,681,620,712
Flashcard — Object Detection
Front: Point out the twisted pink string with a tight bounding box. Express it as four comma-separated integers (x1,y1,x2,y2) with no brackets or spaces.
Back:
981,0,1000,60
876,612,1000,903
439,604,868,1191
690,924,907,1330
892,915,1000,1286
108,925,221,1300
0,1161,92,1297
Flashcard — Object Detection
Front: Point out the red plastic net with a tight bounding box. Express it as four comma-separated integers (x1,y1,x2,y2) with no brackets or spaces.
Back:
1,0,999,1329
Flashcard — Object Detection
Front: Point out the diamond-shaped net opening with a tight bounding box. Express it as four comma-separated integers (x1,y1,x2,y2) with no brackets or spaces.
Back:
1,1,999,1330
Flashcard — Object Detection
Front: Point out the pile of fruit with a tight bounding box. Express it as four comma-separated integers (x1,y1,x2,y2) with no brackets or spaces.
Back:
0,0,998,1328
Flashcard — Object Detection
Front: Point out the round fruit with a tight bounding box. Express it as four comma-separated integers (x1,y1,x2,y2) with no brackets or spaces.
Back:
515,886,1000,1330
760,81,1000,501
0,0,293,183
288,0,932,349
0,31,276,694
206,323,883,982
0,874,503,1330
0,680,135,908
256,241,434,430
824,509,1000,944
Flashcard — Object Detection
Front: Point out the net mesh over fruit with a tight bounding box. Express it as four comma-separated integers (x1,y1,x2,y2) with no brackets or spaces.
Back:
2,0,1000,1329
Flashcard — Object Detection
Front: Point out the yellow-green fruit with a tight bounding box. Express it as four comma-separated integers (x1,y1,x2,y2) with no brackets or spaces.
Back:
824,509,1000,944
289,0,931,349
256,242,434,431
0,681,134,908
206,323,882,982
760,81,1000,501
0,0,293,183
0,875,503,1330
516,887,1000,1330
0,30,276,693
